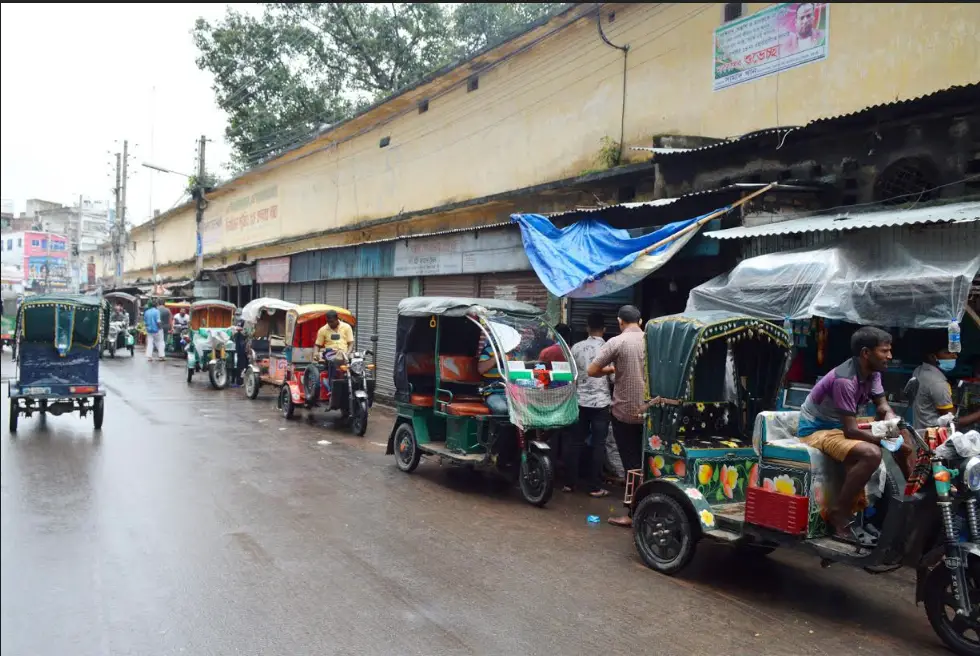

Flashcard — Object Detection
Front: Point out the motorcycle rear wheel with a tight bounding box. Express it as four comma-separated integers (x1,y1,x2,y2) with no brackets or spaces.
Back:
924,555,980,656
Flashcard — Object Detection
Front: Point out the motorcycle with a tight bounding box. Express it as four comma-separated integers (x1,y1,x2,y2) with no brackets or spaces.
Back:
300,337,377,436
105,320,135,358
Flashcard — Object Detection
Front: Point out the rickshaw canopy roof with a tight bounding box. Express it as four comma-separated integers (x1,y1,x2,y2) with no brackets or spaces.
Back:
396,296,544,318
645,312,790,399
289,304,357,327
241,297,298,324
19,293,103,311
105,291,137,303
189,299,237,312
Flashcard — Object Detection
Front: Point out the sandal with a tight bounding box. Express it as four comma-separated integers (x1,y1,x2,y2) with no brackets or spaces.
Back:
834,521,878,547
589,489,610,498
608,515,633,527
561,486,574,493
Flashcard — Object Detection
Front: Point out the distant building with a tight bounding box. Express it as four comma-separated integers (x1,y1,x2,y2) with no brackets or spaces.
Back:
0,231,70,292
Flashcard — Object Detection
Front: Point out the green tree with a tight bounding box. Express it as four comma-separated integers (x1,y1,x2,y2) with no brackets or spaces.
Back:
193,3,567,171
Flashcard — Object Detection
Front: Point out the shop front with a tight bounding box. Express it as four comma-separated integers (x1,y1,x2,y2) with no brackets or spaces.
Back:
687,203,980,423
264,224,548,402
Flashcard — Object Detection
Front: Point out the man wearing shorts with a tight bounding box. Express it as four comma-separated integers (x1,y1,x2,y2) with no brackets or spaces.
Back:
797,326,912,542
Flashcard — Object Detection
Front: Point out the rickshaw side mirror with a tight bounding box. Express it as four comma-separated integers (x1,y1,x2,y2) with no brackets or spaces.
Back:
370,334,379,342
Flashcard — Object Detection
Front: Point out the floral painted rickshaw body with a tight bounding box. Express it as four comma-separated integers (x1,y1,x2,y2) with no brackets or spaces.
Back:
627,312,980,656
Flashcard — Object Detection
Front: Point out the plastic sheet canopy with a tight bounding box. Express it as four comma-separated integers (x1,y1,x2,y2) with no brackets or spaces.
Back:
686,239,980,328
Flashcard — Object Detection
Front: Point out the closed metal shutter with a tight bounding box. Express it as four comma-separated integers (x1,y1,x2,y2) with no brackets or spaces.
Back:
300,282,316,304
352,278,378,349
478,271,549,310
376,278,410,400
325,280,347,308
422,274,478,297
282,282,302,304
567,287,637,343
314,281,328,303
260,283,284,300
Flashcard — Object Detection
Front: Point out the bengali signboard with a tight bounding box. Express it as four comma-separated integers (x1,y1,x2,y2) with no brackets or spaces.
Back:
713,3,829,91
392,229,531,277
256,256,291,284
202,185,282,253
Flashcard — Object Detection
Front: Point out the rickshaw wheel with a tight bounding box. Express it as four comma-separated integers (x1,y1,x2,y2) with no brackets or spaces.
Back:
244,369,260,400
519,451,554,507
280,386,295,419
93,397,104,430
394,423,421,473
634,492,697,575
8,399,17,433
208,359,228,390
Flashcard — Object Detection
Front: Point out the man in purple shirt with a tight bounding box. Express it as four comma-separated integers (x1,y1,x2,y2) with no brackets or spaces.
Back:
798,326,911,543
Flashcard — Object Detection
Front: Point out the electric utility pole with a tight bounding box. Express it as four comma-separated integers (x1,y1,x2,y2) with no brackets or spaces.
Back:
113,151,122,286
120,139,129,283
193,134,207,279
74,194,83,292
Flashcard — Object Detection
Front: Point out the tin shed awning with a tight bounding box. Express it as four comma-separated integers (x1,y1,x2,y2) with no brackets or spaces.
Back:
704,201,980,240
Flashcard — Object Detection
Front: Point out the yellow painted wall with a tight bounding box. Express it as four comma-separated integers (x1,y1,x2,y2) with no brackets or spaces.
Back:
127,2,979,278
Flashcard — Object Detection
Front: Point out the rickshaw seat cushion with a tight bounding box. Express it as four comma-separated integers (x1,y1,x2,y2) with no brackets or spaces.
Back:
753,411,811,463
410,393,435,407
445,401,491,416
439,355,482,383
406,353,436,376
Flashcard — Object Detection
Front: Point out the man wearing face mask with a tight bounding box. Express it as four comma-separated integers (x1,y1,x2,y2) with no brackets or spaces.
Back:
908,333,957,431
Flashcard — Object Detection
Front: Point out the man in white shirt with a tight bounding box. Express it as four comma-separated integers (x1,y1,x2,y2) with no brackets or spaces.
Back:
564,312,613,497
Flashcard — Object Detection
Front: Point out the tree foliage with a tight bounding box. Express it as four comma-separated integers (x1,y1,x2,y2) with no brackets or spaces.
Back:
193,3,566,171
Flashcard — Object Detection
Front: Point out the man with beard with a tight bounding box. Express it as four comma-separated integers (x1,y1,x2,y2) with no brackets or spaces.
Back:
797,327,911,544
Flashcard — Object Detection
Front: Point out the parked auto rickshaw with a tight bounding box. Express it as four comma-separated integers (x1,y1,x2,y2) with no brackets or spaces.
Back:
165,301,191,354
624,312,979,656
7,293,106,432
102,291,138,357
386,297,577,506
273,304,376,436
184,299,237,389
240,297,298,398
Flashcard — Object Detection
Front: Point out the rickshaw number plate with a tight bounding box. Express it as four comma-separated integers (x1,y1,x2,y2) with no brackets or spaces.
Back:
23,387,51,395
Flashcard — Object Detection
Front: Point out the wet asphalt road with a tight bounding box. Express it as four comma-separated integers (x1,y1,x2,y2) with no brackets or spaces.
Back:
0,350,953,656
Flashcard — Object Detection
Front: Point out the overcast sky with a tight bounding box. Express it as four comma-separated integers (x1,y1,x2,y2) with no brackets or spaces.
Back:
1,3,259,225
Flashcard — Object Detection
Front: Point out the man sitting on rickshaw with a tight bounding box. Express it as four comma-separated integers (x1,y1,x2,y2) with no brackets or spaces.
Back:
797,326,912,545
111,302,129,325
314,309,355,384
477,333,510,415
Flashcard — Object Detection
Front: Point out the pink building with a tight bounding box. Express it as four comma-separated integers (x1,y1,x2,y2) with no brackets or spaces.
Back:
0,231,70,292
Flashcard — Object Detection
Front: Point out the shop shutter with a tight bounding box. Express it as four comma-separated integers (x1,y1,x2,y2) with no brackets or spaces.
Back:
352,278,378,349
478,271,549,310
422,274,478,297
260,283,283,300
376,278,410,401
314,281,328,303
282,282,302,304
567,286,637,343
300,282,316,304
325,280,347,308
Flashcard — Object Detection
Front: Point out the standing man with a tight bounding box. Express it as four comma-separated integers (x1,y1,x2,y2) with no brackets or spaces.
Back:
588,305,647,527
157,302,172,356
143,300,165,362
907,332,957,430
538,323,571,363
565,312,611,497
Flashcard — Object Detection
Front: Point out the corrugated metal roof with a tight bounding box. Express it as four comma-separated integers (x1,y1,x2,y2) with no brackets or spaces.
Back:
654,83,980,162
706,201,980,240
545,198,678,219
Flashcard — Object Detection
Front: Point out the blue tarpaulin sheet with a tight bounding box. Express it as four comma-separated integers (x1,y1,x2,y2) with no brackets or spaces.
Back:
510,209,727,298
